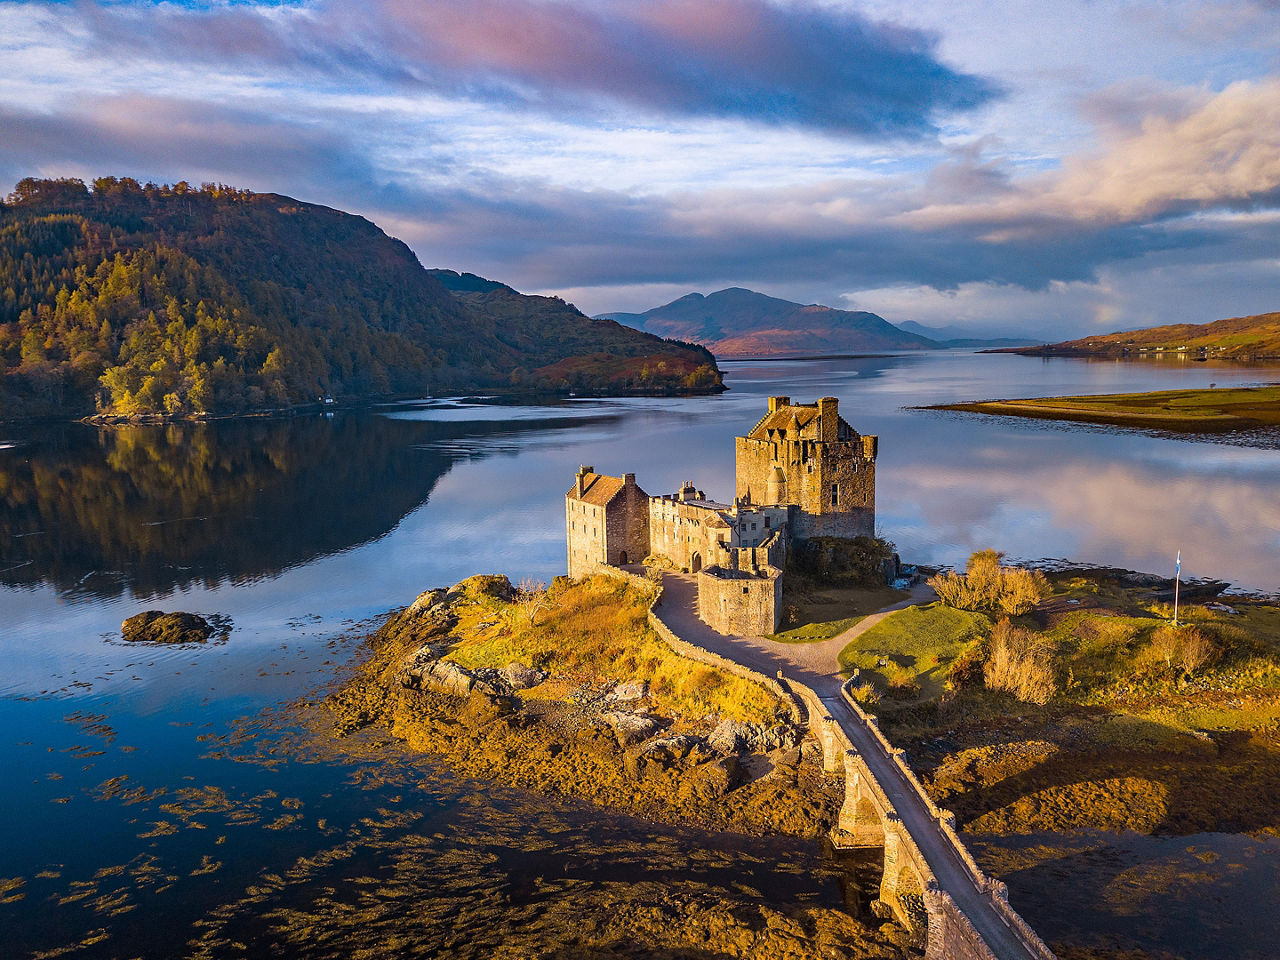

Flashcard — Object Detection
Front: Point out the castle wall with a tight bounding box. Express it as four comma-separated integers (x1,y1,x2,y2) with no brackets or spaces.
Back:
647,496,730,571
697,565,782,635
566,495,608,579
607,479,651,566
734,398,876,536
566,472,649,579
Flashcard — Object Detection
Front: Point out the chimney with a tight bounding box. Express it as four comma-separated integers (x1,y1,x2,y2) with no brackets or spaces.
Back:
576,465,593,497
768,396,791,414
623,472,635,487
818,397,838,443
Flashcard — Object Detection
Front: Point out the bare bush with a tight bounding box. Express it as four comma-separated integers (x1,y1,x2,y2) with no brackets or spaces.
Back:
1178,626,1217,674
984,619,1057,704
998,568,1052,616
1149,624,1218,676
516,577,550,625
928,550,1051,616
1149,624,1182,669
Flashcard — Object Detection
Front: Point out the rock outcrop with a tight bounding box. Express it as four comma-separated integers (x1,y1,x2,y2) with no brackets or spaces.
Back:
121,611,214,644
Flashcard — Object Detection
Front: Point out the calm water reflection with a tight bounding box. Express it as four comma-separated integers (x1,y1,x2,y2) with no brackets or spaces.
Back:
1,351,1278,958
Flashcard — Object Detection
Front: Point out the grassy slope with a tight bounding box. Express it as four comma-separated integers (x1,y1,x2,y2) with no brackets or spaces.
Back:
935,384,1280,432
767,585,909,643
860,572,1280,837
838,604,990,699
445,575,782,725
1013,309,1280,359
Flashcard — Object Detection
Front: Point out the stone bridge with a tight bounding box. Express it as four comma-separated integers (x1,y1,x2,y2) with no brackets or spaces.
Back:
638,569,1059,960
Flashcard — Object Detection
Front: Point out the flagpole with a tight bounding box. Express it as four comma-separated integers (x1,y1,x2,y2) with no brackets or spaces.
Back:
1173,550,1180,627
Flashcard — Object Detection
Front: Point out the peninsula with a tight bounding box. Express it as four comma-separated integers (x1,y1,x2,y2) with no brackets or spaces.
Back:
1002,309,1280,361
929,385,1280,433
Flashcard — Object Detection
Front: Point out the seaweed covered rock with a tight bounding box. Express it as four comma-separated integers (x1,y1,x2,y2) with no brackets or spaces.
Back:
708,718,803,754
121,610,213,644
602,710,661,747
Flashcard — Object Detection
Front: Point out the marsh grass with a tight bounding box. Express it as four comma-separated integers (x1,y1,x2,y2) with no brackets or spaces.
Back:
445,575,783,724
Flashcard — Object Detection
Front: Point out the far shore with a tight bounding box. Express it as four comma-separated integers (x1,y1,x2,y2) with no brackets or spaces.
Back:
925,384,1280,434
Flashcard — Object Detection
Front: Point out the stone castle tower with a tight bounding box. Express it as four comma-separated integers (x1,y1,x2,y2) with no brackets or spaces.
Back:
735,396,876,539
565,396,878,634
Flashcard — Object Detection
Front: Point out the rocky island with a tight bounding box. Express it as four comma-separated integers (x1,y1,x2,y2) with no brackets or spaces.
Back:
328,573,843,838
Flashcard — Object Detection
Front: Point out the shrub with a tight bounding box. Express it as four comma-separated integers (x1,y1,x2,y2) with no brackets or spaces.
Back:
1150,624,1218,675
929,550,1050,616
789,535,894,586
984,619,1057,704
948,640,986,688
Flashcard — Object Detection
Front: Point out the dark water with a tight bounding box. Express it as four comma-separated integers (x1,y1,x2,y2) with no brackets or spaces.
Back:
2,351,1279,957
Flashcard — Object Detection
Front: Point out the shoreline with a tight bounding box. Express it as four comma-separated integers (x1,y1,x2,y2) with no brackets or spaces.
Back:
923,384,1280,435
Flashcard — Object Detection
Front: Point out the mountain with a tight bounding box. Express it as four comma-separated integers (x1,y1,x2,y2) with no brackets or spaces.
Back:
597,287,935,357
0,177,721,421
1005,311,1280,360
896,320,1036,348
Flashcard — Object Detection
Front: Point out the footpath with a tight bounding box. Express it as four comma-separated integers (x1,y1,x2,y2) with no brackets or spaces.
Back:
654,573,1052,960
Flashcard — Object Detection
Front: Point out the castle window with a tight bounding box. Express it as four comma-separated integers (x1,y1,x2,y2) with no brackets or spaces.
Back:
742,587,749,595
830,483,839,507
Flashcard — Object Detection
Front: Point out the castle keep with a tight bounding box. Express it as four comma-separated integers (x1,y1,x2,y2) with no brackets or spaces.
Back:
565,396,877,635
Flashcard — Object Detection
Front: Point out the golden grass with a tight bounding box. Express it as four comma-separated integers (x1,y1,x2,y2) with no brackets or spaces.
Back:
444,575,783,724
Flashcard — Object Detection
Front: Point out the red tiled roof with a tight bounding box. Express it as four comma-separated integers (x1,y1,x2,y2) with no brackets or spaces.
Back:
567,473,626,506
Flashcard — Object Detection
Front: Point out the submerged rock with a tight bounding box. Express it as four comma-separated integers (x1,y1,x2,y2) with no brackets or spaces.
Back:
121,611,213,644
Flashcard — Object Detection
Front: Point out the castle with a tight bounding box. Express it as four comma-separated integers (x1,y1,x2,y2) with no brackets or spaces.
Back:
566,396,877,635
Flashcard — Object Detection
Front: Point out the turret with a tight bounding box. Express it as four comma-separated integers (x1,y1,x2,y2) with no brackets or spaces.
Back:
818,397,838,443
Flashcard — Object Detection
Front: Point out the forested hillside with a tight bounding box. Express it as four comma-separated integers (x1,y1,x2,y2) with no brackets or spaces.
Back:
0,177,721,420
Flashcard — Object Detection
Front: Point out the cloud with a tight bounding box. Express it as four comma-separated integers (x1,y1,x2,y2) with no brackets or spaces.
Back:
905,79,1280,233
0,93,388,205
75,0,996,137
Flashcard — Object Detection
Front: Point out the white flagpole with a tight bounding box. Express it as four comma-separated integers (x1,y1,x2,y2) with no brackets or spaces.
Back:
1173,550,1181,627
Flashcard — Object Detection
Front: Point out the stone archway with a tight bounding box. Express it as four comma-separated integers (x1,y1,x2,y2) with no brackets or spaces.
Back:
691,552,702,573
619,550,629,565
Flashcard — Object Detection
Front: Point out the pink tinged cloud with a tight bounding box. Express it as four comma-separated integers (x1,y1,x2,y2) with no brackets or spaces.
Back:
77,0,996,137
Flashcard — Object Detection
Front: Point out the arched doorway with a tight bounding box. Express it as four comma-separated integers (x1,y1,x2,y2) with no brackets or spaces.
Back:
619,550,629,565
691,552,702,573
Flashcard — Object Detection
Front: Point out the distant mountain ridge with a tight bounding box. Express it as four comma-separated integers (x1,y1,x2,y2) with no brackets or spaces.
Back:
0,177,721,421
598,287,1030,357
1004,310,1280,360
599,287,934,357
896,320,1036,349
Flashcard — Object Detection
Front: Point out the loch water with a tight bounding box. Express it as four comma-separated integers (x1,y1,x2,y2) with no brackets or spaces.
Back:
2,350,1279,958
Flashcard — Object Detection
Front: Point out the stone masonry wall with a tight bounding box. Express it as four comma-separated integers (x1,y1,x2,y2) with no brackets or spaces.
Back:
565,495,608,579
697,565,782,635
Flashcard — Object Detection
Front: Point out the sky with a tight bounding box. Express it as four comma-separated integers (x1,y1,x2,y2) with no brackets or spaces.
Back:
2,1,1280,337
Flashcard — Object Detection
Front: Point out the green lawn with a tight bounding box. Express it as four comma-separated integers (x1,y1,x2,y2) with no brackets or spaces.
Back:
839,603,990,699
767,585,908,644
